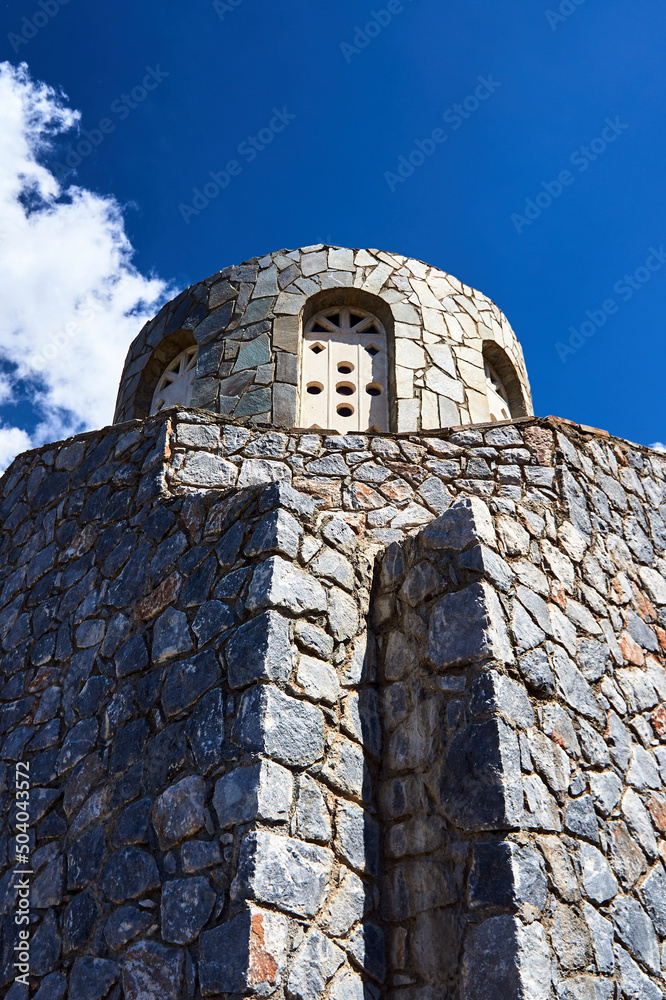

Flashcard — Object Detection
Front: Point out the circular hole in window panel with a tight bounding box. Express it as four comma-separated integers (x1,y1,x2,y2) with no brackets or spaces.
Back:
307,382,324,395
366,383,383,396
310,343,325,354
336,382,356,396
337,362,355,374
365,344,380,356
336,404,355,418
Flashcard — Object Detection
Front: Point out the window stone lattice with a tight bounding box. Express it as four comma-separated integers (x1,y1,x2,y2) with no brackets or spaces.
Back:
300,308,389,432
150,346,198,415
485,361,511,421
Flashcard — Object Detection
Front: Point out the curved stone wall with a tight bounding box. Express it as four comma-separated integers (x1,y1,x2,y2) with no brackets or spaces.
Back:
113,246,533,434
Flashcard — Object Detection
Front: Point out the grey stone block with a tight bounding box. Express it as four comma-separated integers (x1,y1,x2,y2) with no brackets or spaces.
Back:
245,508,302,559
462,915,551,1000
421,496,496,551
615,943,662,1000
296,775,332,843
518,648,556,696
470,670,535,729
288,928,345,1000
441,718,522,830
232,831,333,917
335,799,379,874
151,607,193,663
160,877,216,944
226,610,293,689
640,863,666,936
247,555,327,614
582,901,614,975
69,957,119,1000
122,939,184,1000
213,759,293,828
610,895,660,974
162,650,220,717
152,776,205,850
565,795,599,843
104,905,153,950
428,582,513,667
199,906,288,996
297,653,340,705
458,543,514,592
101,848,160,902
233,684,325,766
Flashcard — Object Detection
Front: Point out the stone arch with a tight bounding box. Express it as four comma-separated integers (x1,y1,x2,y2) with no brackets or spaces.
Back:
299,288,397,432
132,329,197,420
482,340,528,419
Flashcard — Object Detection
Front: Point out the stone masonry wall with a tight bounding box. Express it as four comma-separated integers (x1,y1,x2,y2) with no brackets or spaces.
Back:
113,246,533,433
1,408,666,998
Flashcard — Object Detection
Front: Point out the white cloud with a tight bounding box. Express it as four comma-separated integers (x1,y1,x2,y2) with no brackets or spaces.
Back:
0,61,172,470
651,442,666,452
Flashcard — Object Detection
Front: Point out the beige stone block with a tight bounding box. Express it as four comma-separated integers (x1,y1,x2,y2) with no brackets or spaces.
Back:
321,271,353,289
457,312,478,339
426,344,456,377
458,297,481,324
457,345,484,366
422,308,448,338
392,301,421,325
394,322,421,341
425,367,465,402
397,398,419,433
428,275,458,300
467,388,490,424
443,314,465,342
396,339,425,370
301,251,327,276
439,395,460,428
354,249,378,267
328,248,355,271
421,390,440,430
273,316,299,353
404,258,428,279
410,278,444,311
457,359,487,393
396,366,414,399
362,263,393,293
275,292,304,315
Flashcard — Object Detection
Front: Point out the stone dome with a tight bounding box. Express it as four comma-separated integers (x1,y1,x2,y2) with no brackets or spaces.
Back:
114,246,533,433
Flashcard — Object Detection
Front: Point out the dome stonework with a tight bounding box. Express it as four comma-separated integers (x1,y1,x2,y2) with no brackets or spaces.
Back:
114,246,533,433
4,246,666,1000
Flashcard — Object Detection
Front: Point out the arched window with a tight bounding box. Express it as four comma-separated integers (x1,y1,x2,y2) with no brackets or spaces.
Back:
482,341,528,421
484,360,511,422
150,346,198,415
300,307,389,432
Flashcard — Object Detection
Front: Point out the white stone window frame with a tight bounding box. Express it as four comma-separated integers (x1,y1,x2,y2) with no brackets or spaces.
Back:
299,306,389,432
484,360,511,422
150,345,199,415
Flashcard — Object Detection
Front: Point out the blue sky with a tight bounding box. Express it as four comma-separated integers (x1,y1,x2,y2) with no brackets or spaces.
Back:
0,0,664,457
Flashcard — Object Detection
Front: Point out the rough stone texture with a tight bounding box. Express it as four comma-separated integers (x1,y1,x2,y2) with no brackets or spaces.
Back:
113,246,533,434
2,400,666,998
